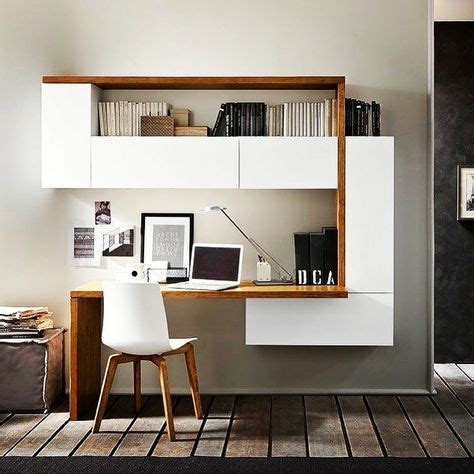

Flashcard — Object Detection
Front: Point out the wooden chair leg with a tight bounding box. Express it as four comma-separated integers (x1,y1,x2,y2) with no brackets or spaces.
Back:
133,360,141,414
151,355,175,441
184,344,203,419
92,354,120,433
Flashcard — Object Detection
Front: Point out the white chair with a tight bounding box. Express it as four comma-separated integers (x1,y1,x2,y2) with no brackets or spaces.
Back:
92,281,203,440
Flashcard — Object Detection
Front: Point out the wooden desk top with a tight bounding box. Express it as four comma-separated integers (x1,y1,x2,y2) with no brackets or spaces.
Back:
71,280,348,299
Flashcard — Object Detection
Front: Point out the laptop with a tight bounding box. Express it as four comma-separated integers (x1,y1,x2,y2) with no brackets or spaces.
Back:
167,243,243,291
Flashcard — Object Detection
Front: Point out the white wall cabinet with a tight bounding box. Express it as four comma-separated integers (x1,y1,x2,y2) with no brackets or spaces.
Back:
346,137,394,293
41,84,99,188
246,294,393,346
239,137,338,189
91,137,239,188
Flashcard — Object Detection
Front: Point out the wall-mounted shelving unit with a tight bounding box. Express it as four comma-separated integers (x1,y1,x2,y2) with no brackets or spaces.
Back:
42,75,394,346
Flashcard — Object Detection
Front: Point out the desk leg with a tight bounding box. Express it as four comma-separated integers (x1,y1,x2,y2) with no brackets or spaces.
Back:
70,297,102,420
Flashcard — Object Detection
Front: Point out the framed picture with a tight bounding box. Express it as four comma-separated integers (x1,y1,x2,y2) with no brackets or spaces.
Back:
69,223,101,267
102,226,134,257
140,213,194,279
457,165,474,221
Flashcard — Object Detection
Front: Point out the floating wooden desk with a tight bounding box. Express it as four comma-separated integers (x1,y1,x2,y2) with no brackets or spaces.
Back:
69,280,348,420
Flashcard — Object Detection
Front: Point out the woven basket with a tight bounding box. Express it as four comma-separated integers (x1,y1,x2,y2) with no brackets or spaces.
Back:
140,116,175,136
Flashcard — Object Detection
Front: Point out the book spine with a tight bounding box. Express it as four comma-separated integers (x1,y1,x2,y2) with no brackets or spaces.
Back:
324,99,331,137
323,227,338,285
309,232,325,285
375,103,381,136
294,232,311,285
331,98,337,136
212,103,225,136
236,103,242,136
225,103,231,137
250,103,256,136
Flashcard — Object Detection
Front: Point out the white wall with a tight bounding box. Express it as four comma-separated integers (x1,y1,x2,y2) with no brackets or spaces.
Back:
0,0,430,393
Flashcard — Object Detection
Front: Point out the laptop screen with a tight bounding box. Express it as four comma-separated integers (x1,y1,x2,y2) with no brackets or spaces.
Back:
191,246,241,281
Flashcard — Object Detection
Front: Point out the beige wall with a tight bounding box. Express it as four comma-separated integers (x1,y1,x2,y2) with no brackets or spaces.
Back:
0,0,430,393
435,0,474,20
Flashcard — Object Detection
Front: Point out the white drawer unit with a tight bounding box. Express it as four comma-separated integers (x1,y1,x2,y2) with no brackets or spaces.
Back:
239,137,338,189
41,84,99,188
245,294,394,346
91,137,239,188
346,137,394,293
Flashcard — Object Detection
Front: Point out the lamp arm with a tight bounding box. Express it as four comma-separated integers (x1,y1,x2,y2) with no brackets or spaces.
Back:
220,209,293,281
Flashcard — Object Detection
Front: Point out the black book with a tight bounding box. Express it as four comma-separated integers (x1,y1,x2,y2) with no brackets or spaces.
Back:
294,232,311,285
249,103,256,136
351,99,357,136
212,103,226,136
374,103,381,136
224,103,231,137
256,103,262,136
309,232,325,285
242,103,249,136
345,98,352,136
235,103,241,136
323,227,338,285
262,103,267,136
229,103,235,136
356,101,363,136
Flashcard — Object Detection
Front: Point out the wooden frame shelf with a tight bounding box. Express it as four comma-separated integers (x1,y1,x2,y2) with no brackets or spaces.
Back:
42,75,346,286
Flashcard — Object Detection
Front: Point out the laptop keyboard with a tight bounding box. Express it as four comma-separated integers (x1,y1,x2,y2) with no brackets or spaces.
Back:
168,282,234,290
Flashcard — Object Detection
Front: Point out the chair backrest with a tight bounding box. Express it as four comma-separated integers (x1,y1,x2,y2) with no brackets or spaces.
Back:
102,281,173,355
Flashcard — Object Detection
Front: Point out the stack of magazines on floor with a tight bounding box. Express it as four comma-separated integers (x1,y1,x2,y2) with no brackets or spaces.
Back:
0,306,53,339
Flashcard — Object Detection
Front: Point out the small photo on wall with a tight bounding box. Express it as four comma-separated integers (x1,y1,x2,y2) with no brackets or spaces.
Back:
457,165,474,220
102,226,134,257
95,201,111,225
69,224,101,267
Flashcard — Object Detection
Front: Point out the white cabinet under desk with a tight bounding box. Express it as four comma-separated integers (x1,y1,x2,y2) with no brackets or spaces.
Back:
91,137,239,188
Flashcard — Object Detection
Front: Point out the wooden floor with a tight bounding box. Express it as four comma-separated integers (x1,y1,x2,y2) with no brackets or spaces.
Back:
1,364,472,458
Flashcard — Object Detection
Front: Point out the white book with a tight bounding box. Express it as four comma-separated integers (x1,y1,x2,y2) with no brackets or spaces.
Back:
132,102,137,136
319,102,324,137
283,103,289,137
297,103,301,136
331,98,337,136
300,103,305,136
110,102,115,136
154,102,159,116
324,99,331,137
306,103,311,136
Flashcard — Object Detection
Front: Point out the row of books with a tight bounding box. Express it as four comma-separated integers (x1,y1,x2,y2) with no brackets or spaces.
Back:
212,101,339,137
268,100,338,137
345,98,381,136
212,102,266,136
98,101,171,136
294,228,338,286
0,306,53,339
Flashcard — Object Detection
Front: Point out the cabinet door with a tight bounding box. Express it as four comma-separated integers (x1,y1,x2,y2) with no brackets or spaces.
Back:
346,137,394,292
91,137,239,188
41,84,98,188
239,137,338,189
246,294,393,346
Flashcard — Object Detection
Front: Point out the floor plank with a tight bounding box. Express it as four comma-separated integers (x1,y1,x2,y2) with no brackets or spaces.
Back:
339,396,383,457
271,396,306,457
431,374,474,456
6,401,69,457
37,420,91,456
400,396,467,457
436,364,474,415
225,396,271,457
114,396,166,457
194,396,234,457
152,396,211,457
305,396,347,457
0,414,46,456
457,364,474,382
73,396,137,456
0,414,11,424
367,396,425,457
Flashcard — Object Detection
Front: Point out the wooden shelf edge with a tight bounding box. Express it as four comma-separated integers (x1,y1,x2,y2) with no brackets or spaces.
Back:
42,75,345,90
70,281,348,299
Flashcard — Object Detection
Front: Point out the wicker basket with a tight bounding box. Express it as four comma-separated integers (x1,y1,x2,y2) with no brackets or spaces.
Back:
140,116,175,136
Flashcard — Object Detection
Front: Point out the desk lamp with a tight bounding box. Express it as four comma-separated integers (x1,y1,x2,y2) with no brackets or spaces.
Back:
198,205,294,285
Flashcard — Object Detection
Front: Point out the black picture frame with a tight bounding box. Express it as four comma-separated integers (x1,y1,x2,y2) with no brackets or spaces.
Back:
140,213,194,279
457,165,474,221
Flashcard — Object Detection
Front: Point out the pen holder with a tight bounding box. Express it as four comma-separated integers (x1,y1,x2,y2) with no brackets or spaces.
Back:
256,261,272,282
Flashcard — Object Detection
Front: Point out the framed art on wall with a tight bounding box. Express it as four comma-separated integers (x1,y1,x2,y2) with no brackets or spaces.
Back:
457,165,474,221
140,213,194,279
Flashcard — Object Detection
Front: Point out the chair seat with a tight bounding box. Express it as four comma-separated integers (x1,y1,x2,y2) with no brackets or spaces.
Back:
167,338,197,352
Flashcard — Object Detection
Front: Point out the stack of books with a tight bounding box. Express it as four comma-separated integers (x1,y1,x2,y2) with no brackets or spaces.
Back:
212,102,267,136
0,307,53,339
212,100,338,137
98,101,171,136
345,98,381,136
267,100,338,137
294,228,338,286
